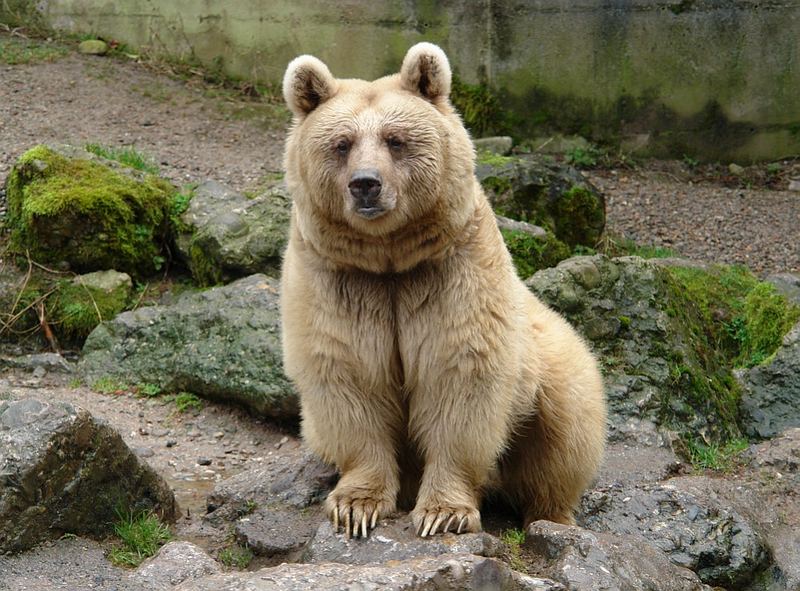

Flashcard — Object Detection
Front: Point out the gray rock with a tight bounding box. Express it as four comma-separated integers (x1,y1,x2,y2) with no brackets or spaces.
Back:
175,180,291,286
527,255,735,444
578,479,769,588
474,136,514,155
235,505,318,558
728,163,746,176
495,215,548,238
173,553,560,591
766,272,800,305
740,322,800,439
0,353,73,373
79,274,297,418
0,536,127,591
73,269,132,293
304,519,503,565
528,134,592,155
78,39,109,55
476,154,605,247
129,541,221,590
525,521,710,591
0,398,176,552
206,451,336,522
749,426,800,473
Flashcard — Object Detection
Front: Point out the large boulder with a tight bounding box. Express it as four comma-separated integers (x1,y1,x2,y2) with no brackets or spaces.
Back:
0,397,176,553
79,274,297,418
476,153,605,247
579,479,769,588
4,145,174,278
528,256,735,444
525,521,710,591
175,180,291,286
739,322,800,439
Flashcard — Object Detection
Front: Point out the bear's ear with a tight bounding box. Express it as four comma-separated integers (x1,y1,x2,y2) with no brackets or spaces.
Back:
283,55,338,118
400,42,452,102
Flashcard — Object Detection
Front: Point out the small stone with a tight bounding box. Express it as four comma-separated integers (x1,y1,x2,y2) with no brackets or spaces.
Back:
135,447,155,458
275,435,289,449
32,366,47,379
473,136,513,155
78,39,109,55
166,440,177,448
728,163,745,175
197,457,212,466
213,431,225,439
788,179,800,192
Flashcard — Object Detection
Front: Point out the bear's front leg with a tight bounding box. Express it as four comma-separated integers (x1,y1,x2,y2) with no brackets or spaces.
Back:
300,376,402,539
407,370,514,536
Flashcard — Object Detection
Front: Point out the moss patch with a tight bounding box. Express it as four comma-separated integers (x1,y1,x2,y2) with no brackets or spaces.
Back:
6,145,173,278
47,278,131,343
501,229,571,279
450,75,508,137
552,186,606,247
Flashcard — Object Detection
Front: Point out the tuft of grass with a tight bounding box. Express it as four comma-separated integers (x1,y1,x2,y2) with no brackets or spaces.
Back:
108,509,171,567
136,382,161,398
0,35,67,65
93,376,129,394
685,437,750,472
85,143,159,174
173,392,203,413
501,528,527,573
219,544,253,569
565,145,603,168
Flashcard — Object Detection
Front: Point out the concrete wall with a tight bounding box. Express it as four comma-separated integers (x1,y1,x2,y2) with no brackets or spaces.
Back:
7,0,800,161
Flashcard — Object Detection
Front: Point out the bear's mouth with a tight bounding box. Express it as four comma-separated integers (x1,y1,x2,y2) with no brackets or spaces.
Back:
355,206,388,220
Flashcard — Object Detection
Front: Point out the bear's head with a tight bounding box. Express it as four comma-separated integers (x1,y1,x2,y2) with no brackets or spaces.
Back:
282,43,477,251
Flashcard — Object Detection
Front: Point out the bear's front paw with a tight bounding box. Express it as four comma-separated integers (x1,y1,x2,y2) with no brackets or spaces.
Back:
325,486,395,539
411,503,481,537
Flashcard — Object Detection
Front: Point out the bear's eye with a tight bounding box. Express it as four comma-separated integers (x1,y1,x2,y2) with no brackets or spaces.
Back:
387,136,405,151
335,139,351,156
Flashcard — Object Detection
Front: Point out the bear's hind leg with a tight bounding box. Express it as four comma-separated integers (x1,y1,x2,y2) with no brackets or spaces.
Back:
501,377,606,527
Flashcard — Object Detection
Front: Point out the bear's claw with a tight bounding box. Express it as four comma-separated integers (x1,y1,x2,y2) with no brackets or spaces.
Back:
414,506,480,537
328,495,387,539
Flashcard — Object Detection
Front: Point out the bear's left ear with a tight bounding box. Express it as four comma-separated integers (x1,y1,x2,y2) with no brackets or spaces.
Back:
400,42,452,102
283,55,338,118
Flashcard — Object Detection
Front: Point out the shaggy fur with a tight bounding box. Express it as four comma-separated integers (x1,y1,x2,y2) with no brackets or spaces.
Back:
281,43,607,538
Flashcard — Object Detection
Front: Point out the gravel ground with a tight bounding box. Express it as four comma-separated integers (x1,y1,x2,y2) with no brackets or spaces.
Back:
591,169,800,276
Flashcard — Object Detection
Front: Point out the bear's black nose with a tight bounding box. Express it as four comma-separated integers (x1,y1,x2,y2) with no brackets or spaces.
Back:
348,170,382,205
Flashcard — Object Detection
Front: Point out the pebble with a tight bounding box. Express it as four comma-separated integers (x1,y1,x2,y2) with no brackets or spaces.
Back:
166,440,177,448
197,457,212,466
275,436,289,449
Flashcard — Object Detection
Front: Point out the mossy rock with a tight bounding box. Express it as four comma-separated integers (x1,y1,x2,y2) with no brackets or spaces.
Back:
5,145,174,278
477,153,605,247
175,180,290,286
527,256,799,447
500,225,571,279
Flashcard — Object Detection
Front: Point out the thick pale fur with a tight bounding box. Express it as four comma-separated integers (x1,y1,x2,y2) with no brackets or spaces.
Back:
281,42,607,537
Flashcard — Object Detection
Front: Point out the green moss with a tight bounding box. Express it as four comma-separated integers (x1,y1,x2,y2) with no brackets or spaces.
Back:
476,151,515,167
188,241,223,287
6,145,173,278
450,75,506,137
46,278,131,343
735,283,800,367
553,186,605,247
501,229,571,279
659,264,799,441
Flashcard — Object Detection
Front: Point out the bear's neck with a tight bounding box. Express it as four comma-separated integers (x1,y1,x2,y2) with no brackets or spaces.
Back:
294,189,488,275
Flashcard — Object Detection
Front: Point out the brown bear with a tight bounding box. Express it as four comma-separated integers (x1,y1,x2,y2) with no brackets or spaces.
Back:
280,42,606,539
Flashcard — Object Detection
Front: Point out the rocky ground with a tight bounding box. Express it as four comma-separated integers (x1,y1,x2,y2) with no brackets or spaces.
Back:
2,32,800,591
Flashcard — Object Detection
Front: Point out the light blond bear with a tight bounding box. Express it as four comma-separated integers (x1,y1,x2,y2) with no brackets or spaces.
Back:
280,43,607,538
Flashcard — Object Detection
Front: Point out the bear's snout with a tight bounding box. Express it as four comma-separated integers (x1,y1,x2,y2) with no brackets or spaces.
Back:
349,169,386,219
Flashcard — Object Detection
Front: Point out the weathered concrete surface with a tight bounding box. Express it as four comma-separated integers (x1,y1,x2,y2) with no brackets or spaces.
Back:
14,0,800,160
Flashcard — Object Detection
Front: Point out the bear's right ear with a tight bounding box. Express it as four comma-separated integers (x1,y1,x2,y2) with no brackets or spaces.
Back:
283,55,338,118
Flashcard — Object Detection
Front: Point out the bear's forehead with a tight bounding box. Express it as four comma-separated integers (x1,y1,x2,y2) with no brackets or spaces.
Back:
322,85,436,129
